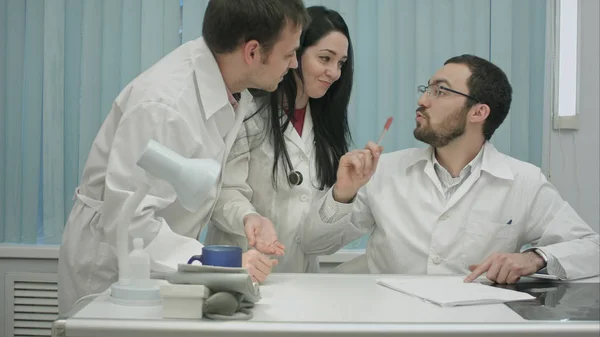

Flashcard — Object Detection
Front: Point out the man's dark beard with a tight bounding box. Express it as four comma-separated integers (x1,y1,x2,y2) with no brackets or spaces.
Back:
413,106,468,148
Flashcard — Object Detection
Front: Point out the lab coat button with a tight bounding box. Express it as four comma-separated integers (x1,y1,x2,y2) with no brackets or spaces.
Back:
432,256,442,264
439,215,449,221
300,194,309,202
294,236,301,244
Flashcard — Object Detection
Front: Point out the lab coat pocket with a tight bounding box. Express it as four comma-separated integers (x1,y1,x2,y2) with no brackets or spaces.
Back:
460,220,518,268
465,219,515,239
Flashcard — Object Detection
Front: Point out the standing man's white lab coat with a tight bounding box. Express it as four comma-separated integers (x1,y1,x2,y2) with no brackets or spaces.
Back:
301,142,600,279
206,104,323,272
58,37,255,314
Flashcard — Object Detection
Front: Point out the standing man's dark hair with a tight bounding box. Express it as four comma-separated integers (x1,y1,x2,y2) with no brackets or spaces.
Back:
203,0,310,56
444,54,513,140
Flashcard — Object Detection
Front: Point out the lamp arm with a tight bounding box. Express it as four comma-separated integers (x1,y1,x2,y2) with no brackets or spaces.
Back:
116,182,151,284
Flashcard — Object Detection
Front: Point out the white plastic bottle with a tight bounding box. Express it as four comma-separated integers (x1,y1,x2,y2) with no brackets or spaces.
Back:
129,238,150,286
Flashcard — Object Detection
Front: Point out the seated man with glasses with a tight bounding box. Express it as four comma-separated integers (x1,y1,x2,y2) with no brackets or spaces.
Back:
300,54,599,283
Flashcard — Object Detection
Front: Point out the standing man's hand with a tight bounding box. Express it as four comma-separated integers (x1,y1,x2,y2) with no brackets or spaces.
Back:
244,214,285,256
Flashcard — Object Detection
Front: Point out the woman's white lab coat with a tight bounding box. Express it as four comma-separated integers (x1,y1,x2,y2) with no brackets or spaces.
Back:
205,103,324,273
58,37,255,314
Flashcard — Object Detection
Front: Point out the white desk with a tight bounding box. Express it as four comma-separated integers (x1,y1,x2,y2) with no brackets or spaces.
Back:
52,273,600,337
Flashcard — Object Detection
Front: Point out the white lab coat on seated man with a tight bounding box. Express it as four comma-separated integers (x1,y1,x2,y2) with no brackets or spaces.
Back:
300,142,600,280
58,37,255,314
206,103,322,273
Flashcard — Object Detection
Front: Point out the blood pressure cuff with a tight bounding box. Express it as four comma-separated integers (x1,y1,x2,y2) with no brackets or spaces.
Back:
203,292,255,320
164,264,260,320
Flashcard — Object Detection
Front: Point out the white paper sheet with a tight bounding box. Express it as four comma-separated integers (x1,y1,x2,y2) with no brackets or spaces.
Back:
376,276,535,307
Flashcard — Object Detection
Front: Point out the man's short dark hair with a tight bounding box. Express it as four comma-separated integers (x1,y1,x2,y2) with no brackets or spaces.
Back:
203,0,310,55
444,54,513,140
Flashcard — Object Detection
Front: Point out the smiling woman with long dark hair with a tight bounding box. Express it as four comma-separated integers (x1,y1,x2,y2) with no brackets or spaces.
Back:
207,6,355,275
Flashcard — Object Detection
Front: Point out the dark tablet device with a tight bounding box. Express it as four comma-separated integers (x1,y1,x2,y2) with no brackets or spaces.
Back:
492,281,599,321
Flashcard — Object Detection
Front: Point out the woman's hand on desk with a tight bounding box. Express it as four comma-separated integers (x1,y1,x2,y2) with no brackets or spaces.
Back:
244,214,285,256
242,249,278,283
464,251,546,284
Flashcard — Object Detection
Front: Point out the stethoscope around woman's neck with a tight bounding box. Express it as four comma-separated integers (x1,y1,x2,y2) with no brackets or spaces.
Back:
281,103,306,186
284,152,303,186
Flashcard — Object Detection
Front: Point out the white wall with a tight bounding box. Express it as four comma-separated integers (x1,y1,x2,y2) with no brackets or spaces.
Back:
543,0,600,233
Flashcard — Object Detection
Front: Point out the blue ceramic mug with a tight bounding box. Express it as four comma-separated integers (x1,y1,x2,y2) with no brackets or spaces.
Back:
187,245,242,268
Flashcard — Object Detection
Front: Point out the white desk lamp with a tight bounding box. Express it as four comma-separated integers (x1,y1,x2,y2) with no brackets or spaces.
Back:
109,139,221,306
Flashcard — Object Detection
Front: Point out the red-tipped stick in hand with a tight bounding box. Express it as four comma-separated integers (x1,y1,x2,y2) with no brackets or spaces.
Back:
377,117,393,145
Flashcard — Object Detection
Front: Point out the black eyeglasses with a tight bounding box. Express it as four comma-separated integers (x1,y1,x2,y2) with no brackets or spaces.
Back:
418,84,480,103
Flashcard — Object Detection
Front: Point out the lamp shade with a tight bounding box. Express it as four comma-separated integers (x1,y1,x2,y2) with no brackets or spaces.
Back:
137,139,221,212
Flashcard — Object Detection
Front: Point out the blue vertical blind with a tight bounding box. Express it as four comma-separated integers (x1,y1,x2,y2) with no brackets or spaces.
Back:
0,0,546,245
